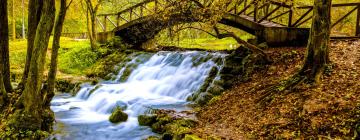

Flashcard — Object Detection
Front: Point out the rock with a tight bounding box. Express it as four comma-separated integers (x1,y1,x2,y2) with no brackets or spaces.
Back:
258,42,269,49
194,92,214,105
109,108,128,123
207,85,224,96
138,115,157,126
146,136,161,140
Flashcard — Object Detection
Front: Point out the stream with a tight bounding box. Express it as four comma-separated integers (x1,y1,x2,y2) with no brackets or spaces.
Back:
50,51,225,140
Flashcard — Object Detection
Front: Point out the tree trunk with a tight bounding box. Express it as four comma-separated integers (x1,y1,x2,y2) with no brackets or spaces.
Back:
22,0,26,39
20,0,43,90
298,0,331,84
10,0,56,132
1,0,12,93
46,0,70,106
0,0,9,104
11,0,16,40
84,0,100,50
257,0,332,104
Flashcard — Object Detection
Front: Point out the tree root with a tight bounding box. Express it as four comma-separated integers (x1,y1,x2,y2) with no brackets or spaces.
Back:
256,73,307,105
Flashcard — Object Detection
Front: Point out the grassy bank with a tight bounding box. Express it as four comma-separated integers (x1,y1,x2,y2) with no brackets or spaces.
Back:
9,37,98,81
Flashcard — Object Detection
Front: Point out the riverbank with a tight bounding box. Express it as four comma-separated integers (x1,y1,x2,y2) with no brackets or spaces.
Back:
192,40,360,139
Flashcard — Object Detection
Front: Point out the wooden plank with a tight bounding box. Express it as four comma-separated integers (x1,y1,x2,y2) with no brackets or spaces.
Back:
106,16,117,27
96,17,105,31
297,3,360,9
356,5,360,36
237,1,254,15
288,0,293,27
292,7,313,27
268,10,289,21
258,5,280,23
98,0,155,16
118,15,129,23
104,16,107,31
116,14,120,26
268,0,291,8
295,15,312,27
331,6,358,29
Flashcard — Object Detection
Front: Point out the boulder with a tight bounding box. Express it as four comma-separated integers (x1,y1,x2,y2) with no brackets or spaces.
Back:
109,108,128,123
138,115,157,126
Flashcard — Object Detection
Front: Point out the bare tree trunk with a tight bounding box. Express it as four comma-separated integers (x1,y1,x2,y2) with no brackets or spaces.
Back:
46,0,72,106
84,0,101,50
20,0,43,90
298,0,331,84
0,0,9,104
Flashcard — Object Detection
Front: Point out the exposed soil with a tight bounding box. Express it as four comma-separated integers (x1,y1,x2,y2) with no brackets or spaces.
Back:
193,40,360,139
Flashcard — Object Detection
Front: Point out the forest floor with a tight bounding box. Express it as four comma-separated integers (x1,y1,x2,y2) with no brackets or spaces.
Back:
193,40,360,139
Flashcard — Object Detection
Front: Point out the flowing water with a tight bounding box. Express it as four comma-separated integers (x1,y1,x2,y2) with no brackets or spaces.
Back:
50,51,225,140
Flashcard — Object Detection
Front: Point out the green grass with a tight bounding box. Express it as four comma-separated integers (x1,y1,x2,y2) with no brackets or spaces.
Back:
9,37,97,78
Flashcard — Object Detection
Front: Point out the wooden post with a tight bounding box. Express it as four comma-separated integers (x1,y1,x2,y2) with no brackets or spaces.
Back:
104,16,107,31
356,4,360,36
244,0,247,15
155,0,158,13
288,0,293,27
130,8,133,21
235,1,237,14
140,6,144,17
254,0,258,22
117,14,120,26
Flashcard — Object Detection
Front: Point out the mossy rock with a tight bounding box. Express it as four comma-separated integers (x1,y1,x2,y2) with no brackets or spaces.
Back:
146,136,161,140
138,115,157,126
109,108,128,123
194,92,214,106
206,85,224,96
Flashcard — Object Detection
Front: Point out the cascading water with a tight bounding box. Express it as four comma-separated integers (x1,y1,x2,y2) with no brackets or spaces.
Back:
50,51,225,140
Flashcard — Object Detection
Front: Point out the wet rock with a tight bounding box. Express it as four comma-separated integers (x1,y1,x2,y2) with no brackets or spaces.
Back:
56,79,80,93
146,136,161,140
140,110,198,139
109,108,128,123
138,115,157,126
194,92,214,106
207,85,224,96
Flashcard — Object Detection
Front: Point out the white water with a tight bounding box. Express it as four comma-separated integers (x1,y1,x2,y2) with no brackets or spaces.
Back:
50,51,224,140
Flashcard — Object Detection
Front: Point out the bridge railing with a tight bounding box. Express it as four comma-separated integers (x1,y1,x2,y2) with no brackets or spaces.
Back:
98,0,360,38
228,0,360,37
97,0,173,32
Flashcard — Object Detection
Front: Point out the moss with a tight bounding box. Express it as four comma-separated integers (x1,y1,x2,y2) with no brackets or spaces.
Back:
146,136,161,140
109,108,128,123
208,96,221,105
184,134,203,140
85,51,128,78
138,115,157,126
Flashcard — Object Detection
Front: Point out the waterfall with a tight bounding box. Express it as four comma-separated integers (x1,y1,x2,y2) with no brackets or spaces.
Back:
50,51,225,140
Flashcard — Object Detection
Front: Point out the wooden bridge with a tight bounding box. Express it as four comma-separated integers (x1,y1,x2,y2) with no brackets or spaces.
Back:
96,0,360,47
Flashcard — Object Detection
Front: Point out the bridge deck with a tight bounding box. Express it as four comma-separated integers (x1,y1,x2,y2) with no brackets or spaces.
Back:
239,15,284,28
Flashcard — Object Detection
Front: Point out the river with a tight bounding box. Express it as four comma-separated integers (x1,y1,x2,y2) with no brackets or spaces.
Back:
50,51,224,140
